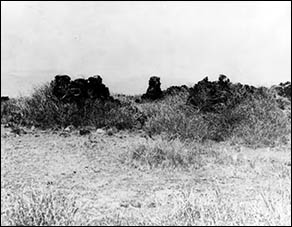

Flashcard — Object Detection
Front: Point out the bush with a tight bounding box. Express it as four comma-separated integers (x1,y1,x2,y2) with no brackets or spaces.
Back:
1,98,25,125
84,100,141,130
140,91,235,142
141,87,291,146
1,83,141,130
230,94,291,147
22,84,80,128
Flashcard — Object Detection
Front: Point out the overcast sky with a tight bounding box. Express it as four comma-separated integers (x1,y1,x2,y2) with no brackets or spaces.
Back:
1,1,291,97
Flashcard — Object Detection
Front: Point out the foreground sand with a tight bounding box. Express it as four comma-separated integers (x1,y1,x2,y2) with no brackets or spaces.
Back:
1,125,291,225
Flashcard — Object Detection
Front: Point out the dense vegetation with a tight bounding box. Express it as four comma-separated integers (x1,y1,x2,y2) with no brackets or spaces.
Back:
1,79,291,147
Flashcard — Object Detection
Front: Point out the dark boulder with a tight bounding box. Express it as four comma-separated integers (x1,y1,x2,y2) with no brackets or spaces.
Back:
51,75,71,100
135,98,142,103
218,74,230,85
1,96,10,102
61,78,89,108
51,74,115,108
187,76,223,112
273,81,291,100
270,82,291,110
280,82,291,96
62,78,88,100
79,129,91,135
187,75,246,112
141,76,163,100
186,75,287,113
87,75,110,100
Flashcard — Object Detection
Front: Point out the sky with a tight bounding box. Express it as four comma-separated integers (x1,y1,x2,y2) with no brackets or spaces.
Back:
1,1,291,97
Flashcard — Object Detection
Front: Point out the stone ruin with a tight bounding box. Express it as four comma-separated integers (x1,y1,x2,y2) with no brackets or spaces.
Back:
141,76,163,100
186,75,292,113
50,74,114,108
186,74,284,113
51,75,71,100
138,74,278,113
139,76,190,102
187,75,234,112
51,73,290,114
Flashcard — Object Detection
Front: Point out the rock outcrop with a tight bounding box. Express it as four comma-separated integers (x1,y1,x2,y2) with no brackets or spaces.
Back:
186,74,274,113
141,76,163,100
187,75,233,112
51,75,71,100
51,74,113,107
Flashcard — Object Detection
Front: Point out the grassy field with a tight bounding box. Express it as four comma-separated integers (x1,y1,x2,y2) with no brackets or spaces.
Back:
1,83,291,226
1,126,291,226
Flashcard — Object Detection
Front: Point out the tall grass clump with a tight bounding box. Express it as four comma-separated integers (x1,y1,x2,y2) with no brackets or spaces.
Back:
157,185,291,226
22,84,81,128
1,97,27,125
2,189,80,226
1,84,82,128
141,91,239,142
83,100,142,130
141,91,203,140
229,93,291,147
125,136,204,169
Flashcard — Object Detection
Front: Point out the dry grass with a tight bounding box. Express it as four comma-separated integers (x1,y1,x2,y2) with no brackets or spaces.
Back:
141,90,291,147
124,136,203,169
1,188,79,226
1,128,290,226
1,81,291,226
3,184,290,226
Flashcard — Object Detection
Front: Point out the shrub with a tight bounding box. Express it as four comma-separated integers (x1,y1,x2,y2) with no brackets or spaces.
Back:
1,98,22,125
21,84,80,128
141,87,291,147
230,94,291,147
84,100,140,130
141,91,237,142
1,83,141,130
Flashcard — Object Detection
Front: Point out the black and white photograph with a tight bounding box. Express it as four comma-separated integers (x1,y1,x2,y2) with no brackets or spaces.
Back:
1,1,291,226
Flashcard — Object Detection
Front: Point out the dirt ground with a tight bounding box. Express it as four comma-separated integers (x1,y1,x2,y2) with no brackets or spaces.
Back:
1,125,291,225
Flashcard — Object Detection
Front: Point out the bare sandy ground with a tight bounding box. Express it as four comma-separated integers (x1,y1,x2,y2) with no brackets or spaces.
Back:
1,125,291,225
